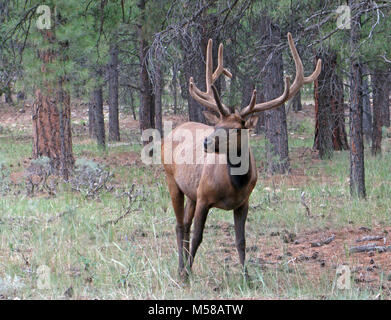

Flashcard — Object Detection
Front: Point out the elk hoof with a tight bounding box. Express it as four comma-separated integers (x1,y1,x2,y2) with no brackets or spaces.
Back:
178,268,191,283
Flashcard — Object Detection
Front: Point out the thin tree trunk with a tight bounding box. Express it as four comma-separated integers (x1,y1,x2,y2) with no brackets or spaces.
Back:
349,1,366,198
130,90,136,120
155,59,163,137
88,97,96,138
362,67,372,144
171,62,178,115
92,83,105,150
290,91,302,112
108,41,120,141
381,70,390,127
371,70,384,156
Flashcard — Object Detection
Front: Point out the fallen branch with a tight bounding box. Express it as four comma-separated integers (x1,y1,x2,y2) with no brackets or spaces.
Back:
100,185,138,227
349,244,391,254
47,209,74,223
310,234,335,247
356,235,384,243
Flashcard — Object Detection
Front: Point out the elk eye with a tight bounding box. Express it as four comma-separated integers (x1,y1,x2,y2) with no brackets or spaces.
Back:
241,120,246,127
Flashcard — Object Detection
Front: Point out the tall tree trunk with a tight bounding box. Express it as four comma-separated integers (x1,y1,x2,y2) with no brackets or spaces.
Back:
332,74,348,150
32,29,74,178
57,78,73,180
88,97,96,138
130,90,136,120
170,62,178,115
371,70,386,156
314,52,348,153
313,51,334,159
349,2,366,198
108,41,120,141
155,58,163,137
381,69,390,127
264,23,290,174
137,0,155,137
91,83,105,150
362,67,372,144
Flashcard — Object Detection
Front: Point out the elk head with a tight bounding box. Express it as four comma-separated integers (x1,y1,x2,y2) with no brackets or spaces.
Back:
189,33,321,158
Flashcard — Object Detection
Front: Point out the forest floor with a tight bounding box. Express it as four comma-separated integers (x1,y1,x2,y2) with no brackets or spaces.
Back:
1,101,391,299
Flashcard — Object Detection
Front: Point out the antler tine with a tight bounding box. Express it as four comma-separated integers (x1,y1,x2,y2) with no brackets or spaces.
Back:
189,39,232,116
241,77,290,117
211,85,229,116
205,39,213,93
212,43,233,82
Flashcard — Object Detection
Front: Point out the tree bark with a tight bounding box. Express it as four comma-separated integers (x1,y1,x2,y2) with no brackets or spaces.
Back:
137,0,155,137
32,29,74,179
314,51,348,153
313,51,334,159
108,41,120,141
88,97,96,139
91,83,105,150
362,68,372,144
381,70,390,127
155,58,163,137
171,62,178,115
264,23,289,174
290,91,302,112
371,70,386,156
349,2,366,198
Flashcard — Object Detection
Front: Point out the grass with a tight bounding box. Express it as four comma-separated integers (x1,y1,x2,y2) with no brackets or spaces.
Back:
1,108,391,299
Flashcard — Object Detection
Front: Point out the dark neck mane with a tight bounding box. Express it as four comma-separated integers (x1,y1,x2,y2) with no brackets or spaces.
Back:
227,152,252,190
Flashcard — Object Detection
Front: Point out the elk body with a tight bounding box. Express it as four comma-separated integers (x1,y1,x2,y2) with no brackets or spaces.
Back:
162,33,321,278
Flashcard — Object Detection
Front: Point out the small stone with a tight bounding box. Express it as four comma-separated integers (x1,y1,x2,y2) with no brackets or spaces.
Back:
368,251,375,257
311,252,319,260
370,259,375,264
319,260,326,267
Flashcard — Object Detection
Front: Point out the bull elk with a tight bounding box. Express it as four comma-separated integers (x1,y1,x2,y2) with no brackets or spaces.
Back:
162,33,321,279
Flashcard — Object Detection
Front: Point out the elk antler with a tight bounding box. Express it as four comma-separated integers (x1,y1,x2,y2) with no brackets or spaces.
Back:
240,32,322,117
189,39,233,117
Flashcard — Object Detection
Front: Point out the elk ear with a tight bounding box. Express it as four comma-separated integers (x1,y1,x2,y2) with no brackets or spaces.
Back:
244,115,259,129
203,111,220,125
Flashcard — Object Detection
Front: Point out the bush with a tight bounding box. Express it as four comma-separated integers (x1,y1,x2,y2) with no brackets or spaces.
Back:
26,156,57,196
0,159,11,195
70,158,113,197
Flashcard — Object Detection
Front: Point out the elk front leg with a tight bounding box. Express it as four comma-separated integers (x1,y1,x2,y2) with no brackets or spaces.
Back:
166,175,185,275
188,201,209,270
183,198,196,272
234,202,249,276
